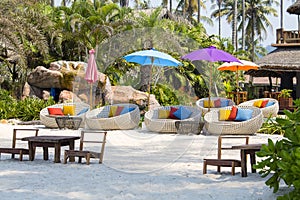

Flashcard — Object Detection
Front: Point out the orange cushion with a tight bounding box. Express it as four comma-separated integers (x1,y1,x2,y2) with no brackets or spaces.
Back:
260,100,269,108
158,110,170,119
253,100,263,108
219,109,231,121
228,106,238,121
48,108,64,116
204,100,214,108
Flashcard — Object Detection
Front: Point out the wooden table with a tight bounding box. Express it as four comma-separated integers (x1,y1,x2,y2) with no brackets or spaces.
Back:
228,91,248,104
21,136,80,163
231,144,263,177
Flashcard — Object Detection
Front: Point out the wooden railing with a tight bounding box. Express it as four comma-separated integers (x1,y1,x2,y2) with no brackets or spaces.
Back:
276,28,300,44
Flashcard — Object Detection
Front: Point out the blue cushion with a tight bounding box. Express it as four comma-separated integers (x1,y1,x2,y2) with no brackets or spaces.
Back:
120,107,135,115
235,108,253,121
266,101,275,107
77,107,89,115
173,106,192,120
220,99,230,107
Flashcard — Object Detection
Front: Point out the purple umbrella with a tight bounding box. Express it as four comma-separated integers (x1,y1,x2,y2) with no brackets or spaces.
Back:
85,49,99,107
182,46,241,109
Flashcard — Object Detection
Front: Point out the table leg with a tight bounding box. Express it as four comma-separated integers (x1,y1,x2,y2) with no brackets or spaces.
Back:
69,140,76,162
241,149,247,177
54,143,61,163
249,151,257,173
43,147,49,160
28,141,35,161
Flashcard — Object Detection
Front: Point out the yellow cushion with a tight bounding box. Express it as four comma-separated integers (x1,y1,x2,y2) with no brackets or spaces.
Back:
203,100,214,108
158,110,170,119
253,100,263,108
219,109,231,121
63,105,75,116
109,106,118,117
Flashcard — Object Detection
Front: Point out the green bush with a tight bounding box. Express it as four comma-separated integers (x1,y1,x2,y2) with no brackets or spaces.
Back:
254,99,300,199
0,89,55,121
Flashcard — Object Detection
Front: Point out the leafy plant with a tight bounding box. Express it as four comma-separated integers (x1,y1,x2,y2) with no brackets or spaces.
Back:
257,117,285,135
278,89,292,98
254,99,300,199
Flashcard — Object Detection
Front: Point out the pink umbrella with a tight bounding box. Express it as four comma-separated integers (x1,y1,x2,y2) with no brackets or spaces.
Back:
85,49,99,107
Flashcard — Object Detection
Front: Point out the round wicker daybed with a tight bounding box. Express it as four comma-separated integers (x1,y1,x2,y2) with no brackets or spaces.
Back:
144,105,202,133
204,106,263,135
196,97,235,115
40,102,90,128
85,103,140,130
238,98,279,118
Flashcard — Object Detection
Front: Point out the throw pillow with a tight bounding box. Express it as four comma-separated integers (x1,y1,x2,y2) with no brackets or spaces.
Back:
219,109,231,121
109,106,118,117
235,108,253,121
173,106,192,120
120,107,135,115
214,98,221,108
266,101,275,107
48,107,64,116
260,100,269,108
203,100,214,108
114,106,124,116
77,107,89,116
220,99,230,107
228,106,238,121
169,107,179,119
253,100,263,108
158,110,170,119
63,105,76,116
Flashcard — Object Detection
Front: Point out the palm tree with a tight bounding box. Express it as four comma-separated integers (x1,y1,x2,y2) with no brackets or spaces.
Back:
211,0,278,59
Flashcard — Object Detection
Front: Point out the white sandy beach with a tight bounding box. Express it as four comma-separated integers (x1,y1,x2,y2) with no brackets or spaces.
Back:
0,123,288,200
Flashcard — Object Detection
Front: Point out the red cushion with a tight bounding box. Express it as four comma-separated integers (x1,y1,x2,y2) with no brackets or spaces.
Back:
260,100,269,108
48,108,64,116
214,98,221,108
228,106,238,121
169,107,179,119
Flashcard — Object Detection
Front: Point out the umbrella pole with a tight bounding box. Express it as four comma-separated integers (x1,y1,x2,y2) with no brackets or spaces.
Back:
89,84,93,108
236,70,239,105
146,62,154,111
208,63,212,111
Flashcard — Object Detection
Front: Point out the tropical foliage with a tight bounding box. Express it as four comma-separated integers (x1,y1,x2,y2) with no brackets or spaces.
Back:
254,99,300,199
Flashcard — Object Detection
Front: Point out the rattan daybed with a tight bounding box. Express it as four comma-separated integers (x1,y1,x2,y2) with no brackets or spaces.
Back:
238,98,279,118
144,105,202,133
204,106,263,135
196,97,235,115
40,102,90,128
85,104,140,130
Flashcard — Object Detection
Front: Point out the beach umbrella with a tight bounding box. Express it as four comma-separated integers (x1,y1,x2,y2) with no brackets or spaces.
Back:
123,48,182,110
218,59,259,89
85,49,99,108
181,46,241,109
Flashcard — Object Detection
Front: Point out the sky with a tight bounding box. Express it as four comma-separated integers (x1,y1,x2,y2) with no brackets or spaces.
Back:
54,0,298,46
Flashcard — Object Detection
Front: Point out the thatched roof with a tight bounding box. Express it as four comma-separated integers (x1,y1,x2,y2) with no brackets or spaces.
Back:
287,0,300,15
245,46,300,77
256,46,300,71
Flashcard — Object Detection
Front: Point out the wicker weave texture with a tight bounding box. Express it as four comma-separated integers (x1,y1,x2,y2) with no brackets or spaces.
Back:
196,97,235,115
40,102,90,128
85,104,140,130
204,106,263,135
238,98,279,118
144,105,202,133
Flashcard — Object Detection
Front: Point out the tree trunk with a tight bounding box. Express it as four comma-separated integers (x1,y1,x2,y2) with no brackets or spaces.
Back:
170,0,172,13
218,0,221,38
242,0,245,50
197,0,201,23
232,0,237,51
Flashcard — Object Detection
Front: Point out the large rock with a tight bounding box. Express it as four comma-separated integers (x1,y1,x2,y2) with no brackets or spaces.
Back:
110,86,160,109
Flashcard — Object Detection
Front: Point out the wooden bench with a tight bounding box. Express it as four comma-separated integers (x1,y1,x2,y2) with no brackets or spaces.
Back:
0,128,39,161
64,130,107,165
